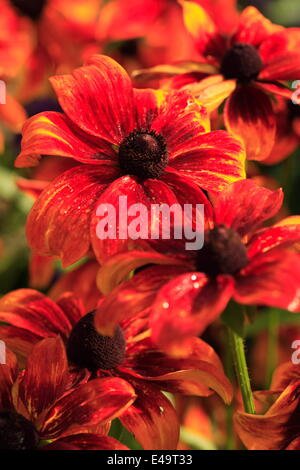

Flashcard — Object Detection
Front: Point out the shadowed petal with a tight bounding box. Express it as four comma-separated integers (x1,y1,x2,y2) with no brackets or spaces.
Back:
0,349,18,409
42,433,128,450
224,86,276,161
120,381,179,450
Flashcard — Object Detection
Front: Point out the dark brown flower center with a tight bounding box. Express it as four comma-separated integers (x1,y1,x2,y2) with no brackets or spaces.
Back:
221,43,263,82
118,130,169,180
195,225,249,277
10,0,47,20
66,311,126,372
0,410,39,450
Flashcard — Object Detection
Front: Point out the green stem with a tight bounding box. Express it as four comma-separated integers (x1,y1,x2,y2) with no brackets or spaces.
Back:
265,309,279,389
228,327,255,414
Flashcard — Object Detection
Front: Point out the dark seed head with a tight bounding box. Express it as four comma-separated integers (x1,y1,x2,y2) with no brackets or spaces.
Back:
118,130,169,180
0,410,39,450
220,43,263,82
66,311,126,372
10,0,47,20
195,224,249,277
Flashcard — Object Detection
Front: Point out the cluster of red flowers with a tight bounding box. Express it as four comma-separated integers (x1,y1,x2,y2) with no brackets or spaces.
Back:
1,0,300,451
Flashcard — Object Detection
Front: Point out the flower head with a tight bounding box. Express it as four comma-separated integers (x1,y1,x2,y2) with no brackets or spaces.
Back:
140,4,300,160
16,54,245,266
0,336,135,450
94,180,300,356
0,288,233,449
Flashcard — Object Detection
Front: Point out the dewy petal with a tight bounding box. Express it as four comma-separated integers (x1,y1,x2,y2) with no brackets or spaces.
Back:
170,130,246,192
214,179,283,238
90,175,153,265
0,289,73,339
247,221,300,259
234,249,300,312
120,380,179,450
95,265,188,336
17,337,69,422
150,272,234,357
96,250,187,295
50,55,135,144
224,85,276,161
40,377,136,439
43,433,128,450
26,165,118,267
0,349,18,410
15,112,115,168
233,6,282,47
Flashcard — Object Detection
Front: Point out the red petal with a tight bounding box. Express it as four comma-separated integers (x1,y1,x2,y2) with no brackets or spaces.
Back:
90,175,154,264
170,129,246,191
29,253,54,289
233,7,282,47
255,81,292,100
95,265,187,336
18,337,69,422
15,112,115,168
234,249,300,312
259,29,300,80
150,272,234,356
214,179,283,237
49,260,101,312
152,90,210,158
26,165,118,267
40,377,136,439
0,289,72,339
43,433,128,450
96,250,187,295
50,55,135,144
123,337,233,404
224,85,276,161
0,349,18,409
120,381,179,450
247,224,300,258
0,325,38,360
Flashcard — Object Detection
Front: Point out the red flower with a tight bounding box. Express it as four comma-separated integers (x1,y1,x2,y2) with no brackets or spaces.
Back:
0,288,233,449
0,336,134,450
15,54,245,266
140,4,300,160
235,363,300,450
94,180,300,356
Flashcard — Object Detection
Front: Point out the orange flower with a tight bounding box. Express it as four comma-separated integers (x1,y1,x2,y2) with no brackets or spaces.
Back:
235,363,300,450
